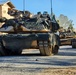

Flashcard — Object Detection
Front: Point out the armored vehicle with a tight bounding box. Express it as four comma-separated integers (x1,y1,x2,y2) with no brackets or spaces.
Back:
59,29,76,48
0,8,60,56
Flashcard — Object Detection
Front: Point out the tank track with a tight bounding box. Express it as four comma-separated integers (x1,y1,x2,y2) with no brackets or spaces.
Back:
38,40,52,56
72,39,76,48
38,40,59,56
0,42,6,56
0,41,22,56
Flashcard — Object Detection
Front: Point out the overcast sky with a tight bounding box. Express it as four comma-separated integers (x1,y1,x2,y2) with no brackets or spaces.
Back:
10,0,76,28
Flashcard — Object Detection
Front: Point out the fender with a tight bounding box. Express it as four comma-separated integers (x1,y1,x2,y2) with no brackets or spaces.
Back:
37,33,50,41
37,33,60,46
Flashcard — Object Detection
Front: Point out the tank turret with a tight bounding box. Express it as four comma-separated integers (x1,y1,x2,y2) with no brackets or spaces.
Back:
0,9,60,33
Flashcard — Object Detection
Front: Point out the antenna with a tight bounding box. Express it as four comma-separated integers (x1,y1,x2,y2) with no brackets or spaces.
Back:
50,0,53,16
23,0,25,14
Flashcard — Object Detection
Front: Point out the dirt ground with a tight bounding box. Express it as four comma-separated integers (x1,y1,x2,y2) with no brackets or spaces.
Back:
0,46,76,75
39,68,76,75
0,67,76,75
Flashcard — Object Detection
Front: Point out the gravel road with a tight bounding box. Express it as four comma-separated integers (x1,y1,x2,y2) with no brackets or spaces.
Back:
0,46,76,75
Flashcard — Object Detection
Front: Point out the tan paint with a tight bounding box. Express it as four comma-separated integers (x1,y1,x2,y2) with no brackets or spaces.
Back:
0,1,15,27
2,3,14,19
31,40,37,48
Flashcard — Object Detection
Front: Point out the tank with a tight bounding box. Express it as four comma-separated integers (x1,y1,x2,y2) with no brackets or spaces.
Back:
0,9,60,56
59,28,76,48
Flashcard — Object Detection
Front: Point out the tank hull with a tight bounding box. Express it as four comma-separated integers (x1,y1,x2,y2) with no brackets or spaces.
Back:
0,33,60,56
59,32,76,46
1,34,38,50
